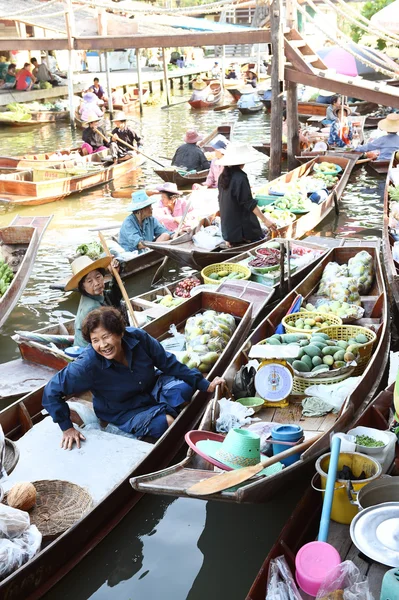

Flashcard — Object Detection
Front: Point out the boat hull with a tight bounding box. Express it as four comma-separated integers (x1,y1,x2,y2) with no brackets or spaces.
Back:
0,110,69,127
188,82,222,109
238,105,263,115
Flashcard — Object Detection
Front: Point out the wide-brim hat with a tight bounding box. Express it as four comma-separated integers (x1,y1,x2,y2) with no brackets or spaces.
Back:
216,143,268,166
192,77,207,90
112,110,127,122
378,113,399,132
333,105,351,116
84,114,102,125
184,129,203,144
127,189,157,211
65,255,111,292
185,429,283,476
83,92,97,103
240,84,256,94
155,182,182,195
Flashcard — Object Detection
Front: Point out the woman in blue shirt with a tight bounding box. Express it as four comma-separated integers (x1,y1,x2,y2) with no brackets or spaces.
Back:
119,190,171,253
43,307,224,450
356,113,399,161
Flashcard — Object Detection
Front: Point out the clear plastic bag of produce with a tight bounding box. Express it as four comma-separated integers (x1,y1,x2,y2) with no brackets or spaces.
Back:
182,311,236,371
328,277,361,305
318,263,349,296
160,324,186,354
0,504,30,540
266,555,302,600
0,525,42,581
316,560,374,600
0,424,6,480
347,251,374,294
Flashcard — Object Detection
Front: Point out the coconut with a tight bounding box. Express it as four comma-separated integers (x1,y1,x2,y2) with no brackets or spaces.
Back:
7,482,37,511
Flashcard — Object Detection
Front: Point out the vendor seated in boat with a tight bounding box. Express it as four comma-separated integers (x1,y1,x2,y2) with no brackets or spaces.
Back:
42,307,224,449
171,129,210,173
110,111,142,163
327,105,353,148
226,67,237,80
321,95,341,126
65,255,123,349
203,136,229,188
217,143,277,247
152,182,195,232
356,113,399,161
119,190,171,253
81,114,109,155
189,77,208,102
79,92,104,123
237,84,261,110
245,71,257,88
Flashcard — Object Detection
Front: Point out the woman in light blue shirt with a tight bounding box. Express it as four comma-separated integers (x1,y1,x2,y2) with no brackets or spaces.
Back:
356,113,399,162
119,190,171,253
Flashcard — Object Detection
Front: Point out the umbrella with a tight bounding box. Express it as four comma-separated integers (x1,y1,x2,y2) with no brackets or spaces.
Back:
318,45,398,78
370,0,399,35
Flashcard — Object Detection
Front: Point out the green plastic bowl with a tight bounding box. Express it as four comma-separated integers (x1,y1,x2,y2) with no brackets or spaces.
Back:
236,397,265,413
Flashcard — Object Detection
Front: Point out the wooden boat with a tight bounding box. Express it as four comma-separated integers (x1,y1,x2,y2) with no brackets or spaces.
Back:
110,87,150,111
0,291,252,598
0,215,52,328
147,155,357,270
382,153,399,313
262,99,378,119
0,110,69,127
238,103,263,115
225,86,242,102
246,383,397,600
188,82,222,109
153,124,232,187
0,153,145,207
366,159,391,175
0,147,109,170
131,242,390,503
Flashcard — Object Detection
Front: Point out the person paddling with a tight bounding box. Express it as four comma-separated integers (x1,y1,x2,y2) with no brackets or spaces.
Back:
81,114,108,155
110,111,142,163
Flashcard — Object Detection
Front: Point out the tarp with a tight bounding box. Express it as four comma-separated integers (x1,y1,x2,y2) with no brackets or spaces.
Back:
370,0,399,35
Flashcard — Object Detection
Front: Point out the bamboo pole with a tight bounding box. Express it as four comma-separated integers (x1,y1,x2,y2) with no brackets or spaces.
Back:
286,81,300,170
269,0,284,179
104,51,114,118
65,0,76,127
221,45,226,93
162,48,171,106
136,48,144,115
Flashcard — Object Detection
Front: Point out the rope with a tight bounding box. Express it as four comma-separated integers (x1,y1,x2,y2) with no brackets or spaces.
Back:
334,0,399,45
0,0,60,20
296,0,399,80
73,0,252,17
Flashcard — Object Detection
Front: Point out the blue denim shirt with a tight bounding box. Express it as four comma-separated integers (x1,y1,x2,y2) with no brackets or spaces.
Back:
42,327,210,433
356,133,399,162
119,214,168,252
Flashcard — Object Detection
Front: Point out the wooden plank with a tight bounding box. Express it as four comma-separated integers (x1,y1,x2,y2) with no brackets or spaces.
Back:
269,0,284,178
286,80,300,170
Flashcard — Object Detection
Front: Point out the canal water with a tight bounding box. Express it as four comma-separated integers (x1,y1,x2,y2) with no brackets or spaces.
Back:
0,95,385,599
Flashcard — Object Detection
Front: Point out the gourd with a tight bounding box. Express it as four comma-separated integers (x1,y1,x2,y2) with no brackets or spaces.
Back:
7,482,37,511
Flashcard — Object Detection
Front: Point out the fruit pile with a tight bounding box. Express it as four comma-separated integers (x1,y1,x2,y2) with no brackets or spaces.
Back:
312,171,339,188
261,330,369,375
207,270,246,282
249,256,279,269
318,252,374,303
261,206,294,227
302,301,362,320
285,312,336,332
174,277,201,298
273,192,313,212
0,260,14,297
158,294,184,308
314,161,340,173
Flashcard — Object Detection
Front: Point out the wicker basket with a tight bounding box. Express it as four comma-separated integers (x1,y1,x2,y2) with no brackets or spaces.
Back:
4,438,19,475
201,262,251,285
282,311,342,334
322,325,377,375
293,370,353,395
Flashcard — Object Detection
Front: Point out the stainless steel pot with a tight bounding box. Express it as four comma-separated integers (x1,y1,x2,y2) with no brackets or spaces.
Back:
348,475,399,510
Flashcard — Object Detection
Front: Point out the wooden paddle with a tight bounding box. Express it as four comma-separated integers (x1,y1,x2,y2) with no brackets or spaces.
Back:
214,104,236,112
98,232,139,328
151,192,194,286
161,99,190,110
93,128,166,168
186,433,323,497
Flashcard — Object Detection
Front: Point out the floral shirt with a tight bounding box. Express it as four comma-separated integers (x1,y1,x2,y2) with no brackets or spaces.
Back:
328,121,353,148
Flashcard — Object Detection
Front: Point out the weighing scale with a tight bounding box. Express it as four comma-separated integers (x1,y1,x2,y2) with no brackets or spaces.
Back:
249,346,296,408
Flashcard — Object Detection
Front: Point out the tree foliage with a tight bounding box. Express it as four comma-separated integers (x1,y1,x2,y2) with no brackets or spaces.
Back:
351,0,395,49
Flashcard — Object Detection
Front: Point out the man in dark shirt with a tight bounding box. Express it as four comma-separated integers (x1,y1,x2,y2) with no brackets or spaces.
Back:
110,111,142,162
81,115,109,155
171,130,210,172
88,77,105,101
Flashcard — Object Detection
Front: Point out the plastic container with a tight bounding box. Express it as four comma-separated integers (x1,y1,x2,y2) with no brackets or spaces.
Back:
348,425,389,455
296,541,341,597
271,424,303,466
236,397,264,414
315,451,382,524
64,346,85,358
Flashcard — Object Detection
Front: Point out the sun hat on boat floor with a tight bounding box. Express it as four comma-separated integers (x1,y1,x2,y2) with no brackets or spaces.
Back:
4,438,19,475
185,429,283,475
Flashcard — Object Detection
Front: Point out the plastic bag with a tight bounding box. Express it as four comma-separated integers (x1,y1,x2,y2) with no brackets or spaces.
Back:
328,277,361,305
305,376,360,412
316,560,374,600
160,324,186,354
192,227,224,250
0,525,42,581
215,398,256,433
182,311,236,372
0,504,30,540
0,424,6,480
318,263,349,296
266,555,302,600
347,251,374,294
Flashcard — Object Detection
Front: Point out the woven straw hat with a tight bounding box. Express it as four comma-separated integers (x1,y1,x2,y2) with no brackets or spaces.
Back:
83,113,102,125
333,105,351,117
112,110,127,122
192,77,207,90
216,142,267,166
240,84,256,94
378,113,399,133
65,255,111,292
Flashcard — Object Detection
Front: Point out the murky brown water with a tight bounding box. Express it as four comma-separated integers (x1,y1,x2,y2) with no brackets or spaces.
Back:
0,95,385,599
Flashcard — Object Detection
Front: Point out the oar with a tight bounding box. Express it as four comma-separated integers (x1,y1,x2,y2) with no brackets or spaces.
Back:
161,99,190,110
93,128,166,168
98,231,139,328
214,104,236,112
186,433,323,497
151,193,194,286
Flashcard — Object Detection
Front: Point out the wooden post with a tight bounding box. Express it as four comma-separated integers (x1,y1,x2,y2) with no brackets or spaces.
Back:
286,81,300,169
257,43,261,80
136,48,143,115
285,0,297,29
65,0,76,127
104,51,113,118
269,0,284,179
162,48,171,106
221,45,226,92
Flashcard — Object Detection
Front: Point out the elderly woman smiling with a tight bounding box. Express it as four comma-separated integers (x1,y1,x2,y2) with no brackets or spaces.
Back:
42,307,224,450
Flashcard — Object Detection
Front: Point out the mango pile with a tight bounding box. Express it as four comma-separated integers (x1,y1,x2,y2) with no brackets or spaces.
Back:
301,301,361,320
207,269,246,282
285,312,335,332
0,260,14,297
261,331,369,375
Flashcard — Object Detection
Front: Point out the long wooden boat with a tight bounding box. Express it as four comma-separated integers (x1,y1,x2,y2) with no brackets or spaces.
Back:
107,87,150,111
0,153,145,207
131,242,390,503
225,86,242,102
0,147,109,170
238,103,263,115
147,155,357,270
0,215,52,328
366,159,391,175
0,292,252,599
262,99,378,119
0,110,69,127
246,382,397,600
154,123,231,187
188,82,223,109
382,153,399,313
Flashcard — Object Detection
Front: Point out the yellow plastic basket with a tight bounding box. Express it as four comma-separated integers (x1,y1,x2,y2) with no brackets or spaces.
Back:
201,262,251,285
282,311,342,334
293,371,352,395
322,325,377,375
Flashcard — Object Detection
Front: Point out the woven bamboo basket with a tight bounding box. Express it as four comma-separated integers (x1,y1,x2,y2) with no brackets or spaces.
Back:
283,311,342,334
322,325,377,375
293,370,353,395
201,263,251,285
4,438,19,475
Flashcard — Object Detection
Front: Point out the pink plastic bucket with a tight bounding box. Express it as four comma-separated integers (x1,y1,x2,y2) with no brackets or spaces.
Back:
295,541,341,596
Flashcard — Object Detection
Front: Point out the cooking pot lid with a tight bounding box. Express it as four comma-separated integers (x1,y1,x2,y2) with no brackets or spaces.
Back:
350,502,399,567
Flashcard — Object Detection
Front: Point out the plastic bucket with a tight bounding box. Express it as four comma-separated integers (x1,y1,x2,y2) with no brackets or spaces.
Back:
271,424,303,466
315,451,382,524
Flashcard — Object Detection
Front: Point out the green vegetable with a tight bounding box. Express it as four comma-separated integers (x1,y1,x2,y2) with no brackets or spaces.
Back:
76,241,104,260
356,435,385,448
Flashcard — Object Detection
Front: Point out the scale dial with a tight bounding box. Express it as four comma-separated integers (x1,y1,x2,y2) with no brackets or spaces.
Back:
255,360,294,402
